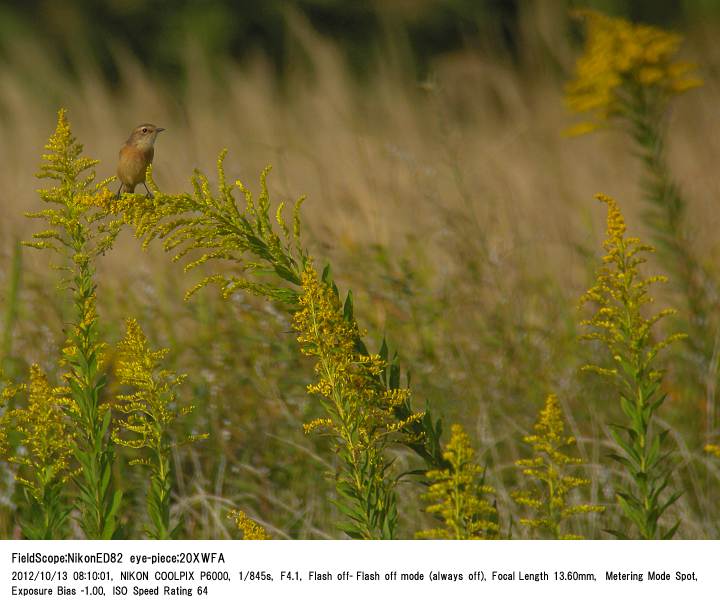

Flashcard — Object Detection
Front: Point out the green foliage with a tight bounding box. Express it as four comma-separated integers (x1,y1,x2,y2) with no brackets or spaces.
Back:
1,242,22,380
512,394,604,539
580,193,684,539
623,66,717,425
113,319,206,539
4,1,717,95
417,424,498,539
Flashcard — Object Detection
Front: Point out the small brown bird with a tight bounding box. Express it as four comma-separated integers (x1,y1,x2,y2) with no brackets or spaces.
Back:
116,123,165,197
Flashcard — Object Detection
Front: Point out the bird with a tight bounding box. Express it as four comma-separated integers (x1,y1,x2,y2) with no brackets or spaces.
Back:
116,123,165,197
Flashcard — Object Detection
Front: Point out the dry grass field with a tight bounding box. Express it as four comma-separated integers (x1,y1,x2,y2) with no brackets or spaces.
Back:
1,5,720,539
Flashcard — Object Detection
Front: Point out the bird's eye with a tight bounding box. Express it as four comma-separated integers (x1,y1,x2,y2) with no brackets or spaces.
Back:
142,127,148,133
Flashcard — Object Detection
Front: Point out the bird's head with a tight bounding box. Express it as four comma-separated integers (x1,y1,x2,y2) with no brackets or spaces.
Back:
127,124,165,150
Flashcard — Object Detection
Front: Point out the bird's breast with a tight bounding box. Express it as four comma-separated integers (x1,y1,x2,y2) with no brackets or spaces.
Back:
117,145,154,186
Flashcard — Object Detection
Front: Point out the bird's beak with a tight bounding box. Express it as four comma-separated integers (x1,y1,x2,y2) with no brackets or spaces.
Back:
156,127,166,133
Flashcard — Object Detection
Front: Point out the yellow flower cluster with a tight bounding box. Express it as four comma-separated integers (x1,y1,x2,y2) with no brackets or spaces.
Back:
417,424,498,540
113,319,206,539
0,365,74,502
512,395,603,539
26,109,119,259
293,263,420,538
565,10,701,134
292,264,415,443
108,154,306,305
580,193,685,378
37,108,95,185
113,318,203,449
228,510,270,540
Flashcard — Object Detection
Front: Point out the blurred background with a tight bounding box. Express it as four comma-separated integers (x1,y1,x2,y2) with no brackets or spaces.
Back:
1,0,720,538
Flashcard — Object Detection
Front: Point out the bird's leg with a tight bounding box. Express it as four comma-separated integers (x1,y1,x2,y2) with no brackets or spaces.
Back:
115,182,123,199
142,182,154,199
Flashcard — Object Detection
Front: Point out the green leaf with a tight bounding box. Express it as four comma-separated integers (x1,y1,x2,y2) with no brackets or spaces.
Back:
662,521,680,540
343,290,354,322
604,528,629,540
608,426,641,466
379,338,388,362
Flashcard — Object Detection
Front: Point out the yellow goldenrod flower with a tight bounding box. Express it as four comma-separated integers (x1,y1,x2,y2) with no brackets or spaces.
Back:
565,10,701,133
0,365,74,538
512,395,603,539
29,109,119,260
1,366,73,495
228,510,270,540
580,194,684,376
705,445,720,459
108,153,307,304
114,319,180,429
302,418,337,435
417,424,499,540
114,319,206,539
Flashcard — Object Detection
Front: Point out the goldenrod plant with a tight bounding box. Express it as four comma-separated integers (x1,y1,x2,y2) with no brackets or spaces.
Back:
113,319,206,539
512,394,604,539
110,155,306,304
24,109,122,538
416,424,498,540
566,9,713,420
228,509,270,540
293,263,424,538
580,193,685,539
108,153,448,537
565,9,701,136
0,366,74,538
